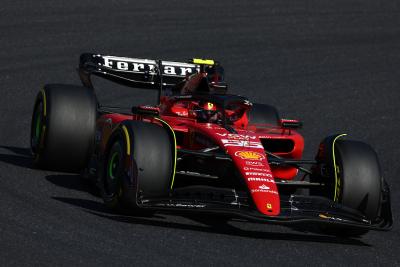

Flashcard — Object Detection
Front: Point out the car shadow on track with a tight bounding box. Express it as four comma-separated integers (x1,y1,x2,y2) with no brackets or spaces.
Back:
52,196,370,247
0,146,33,168
46,174,100,197
0,146,370,246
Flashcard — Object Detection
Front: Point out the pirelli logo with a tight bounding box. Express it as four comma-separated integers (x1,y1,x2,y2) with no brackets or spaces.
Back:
247,177,275,183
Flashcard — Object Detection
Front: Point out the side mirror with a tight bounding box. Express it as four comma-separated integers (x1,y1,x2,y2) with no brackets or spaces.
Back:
280,119,302,129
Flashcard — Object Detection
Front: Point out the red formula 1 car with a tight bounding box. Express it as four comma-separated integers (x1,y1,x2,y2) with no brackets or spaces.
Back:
30,53,392,236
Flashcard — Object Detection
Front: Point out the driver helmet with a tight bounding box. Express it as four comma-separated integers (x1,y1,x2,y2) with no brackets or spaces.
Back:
196,101,220,123
203,102,217,112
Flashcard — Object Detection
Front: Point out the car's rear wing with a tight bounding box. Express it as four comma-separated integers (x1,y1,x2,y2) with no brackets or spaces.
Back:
79,53,209,90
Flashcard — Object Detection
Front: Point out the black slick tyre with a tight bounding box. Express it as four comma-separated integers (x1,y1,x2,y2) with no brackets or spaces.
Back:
100,121,173,213
313,136,384,236
30,84,97,172
333,140,382,220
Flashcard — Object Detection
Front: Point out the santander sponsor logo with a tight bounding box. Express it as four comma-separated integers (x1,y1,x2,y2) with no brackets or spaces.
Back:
259,184,270,190
250,188,279,194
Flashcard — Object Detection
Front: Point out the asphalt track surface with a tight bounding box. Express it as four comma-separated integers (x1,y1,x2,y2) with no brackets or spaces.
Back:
1,1,399,266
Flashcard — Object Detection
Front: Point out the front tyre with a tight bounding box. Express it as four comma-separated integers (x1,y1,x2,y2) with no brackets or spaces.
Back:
100,121,173,213
312,136,387,236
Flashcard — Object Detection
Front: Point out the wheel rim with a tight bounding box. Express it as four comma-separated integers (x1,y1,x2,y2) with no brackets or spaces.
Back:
108,152,119,180
34,113,41,139
105,149,121,196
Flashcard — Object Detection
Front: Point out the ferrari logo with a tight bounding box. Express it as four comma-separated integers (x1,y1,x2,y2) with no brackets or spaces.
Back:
266,203,272,209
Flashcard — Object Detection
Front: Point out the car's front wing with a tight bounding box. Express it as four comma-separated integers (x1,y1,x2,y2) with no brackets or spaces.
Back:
137,186,392,231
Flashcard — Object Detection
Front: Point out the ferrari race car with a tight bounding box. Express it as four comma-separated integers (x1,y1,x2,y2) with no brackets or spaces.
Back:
30,53,392,236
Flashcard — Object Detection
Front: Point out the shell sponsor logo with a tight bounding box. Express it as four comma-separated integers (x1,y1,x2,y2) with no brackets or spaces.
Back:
235,151,265,160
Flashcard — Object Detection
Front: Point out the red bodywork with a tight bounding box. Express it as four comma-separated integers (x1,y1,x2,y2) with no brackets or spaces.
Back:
96,97,304,217
75,54,392,230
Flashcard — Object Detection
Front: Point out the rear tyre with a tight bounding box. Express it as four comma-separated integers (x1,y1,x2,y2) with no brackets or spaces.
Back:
100,121,173,213
312,136,384,236
248,103,280,126
30,84,97,172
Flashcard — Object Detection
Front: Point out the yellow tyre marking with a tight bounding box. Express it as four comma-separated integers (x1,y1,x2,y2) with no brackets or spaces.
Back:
121,125,131,155
40,89,47,117
332,133,347,201
155,118,177,189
